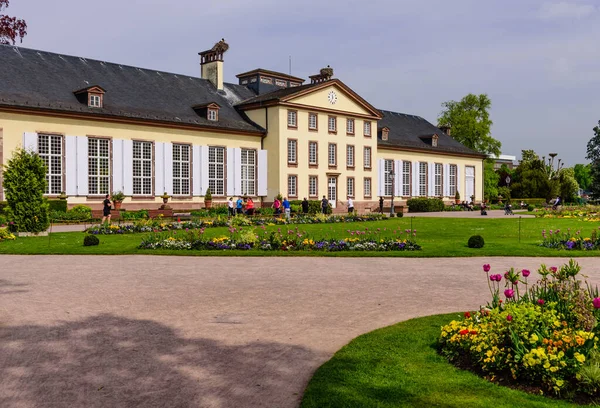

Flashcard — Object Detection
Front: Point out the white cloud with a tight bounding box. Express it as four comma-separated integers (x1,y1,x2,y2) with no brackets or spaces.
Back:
538,1,597,19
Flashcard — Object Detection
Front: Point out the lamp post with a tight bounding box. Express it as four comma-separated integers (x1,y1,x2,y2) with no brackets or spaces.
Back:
389,170,395,216
505,175,511,188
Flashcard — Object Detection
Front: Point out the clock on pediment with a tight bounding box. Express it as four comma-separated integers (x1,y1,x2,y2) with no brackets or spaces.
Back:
327,90,338,105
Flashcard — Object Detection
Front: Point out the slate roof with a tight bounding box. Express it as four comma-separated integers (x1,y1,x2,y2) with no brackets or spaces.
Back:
377,110,486,157
235,82,321,106
0,45,263,134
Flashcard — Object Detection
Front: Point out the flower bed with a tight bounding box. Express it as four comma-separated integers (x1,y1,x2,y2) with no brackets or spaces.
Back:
534,206,600,222
0,227,16,242
138,227,421,252
87,213,388,235
540,228,600,250
439,260,600,399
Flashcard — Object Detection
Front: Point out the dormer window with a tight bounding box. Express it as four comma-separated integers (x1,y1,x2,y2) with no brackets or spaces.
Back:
381,127,390,141
192,102,221,122
74,85,106,108
432,134,439,147
89,94,101,108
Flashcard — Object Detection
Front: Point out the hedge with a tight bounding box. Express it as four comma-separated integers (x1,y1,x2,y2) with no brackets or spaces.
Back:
407,198,445,213
48,199,68,213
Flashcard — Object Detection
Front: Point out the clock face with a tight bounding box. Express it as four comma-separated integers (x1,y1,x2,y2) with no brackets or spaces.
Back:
328,90,338,105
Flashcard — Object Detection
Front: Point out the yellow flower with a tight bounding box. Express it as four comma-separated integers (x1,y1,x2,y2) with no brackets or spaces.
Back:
574,352,585,363
529,333,539,344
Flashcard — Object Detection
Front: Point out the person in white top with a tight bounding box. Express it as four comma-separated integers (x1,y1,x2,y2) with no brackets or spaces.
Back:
227,197,234,217
347,197,354,214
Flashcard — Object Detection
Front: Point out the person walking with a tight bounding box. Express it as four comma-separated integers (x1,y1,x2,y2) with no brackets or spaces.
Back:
272,197,281,215
101,193,112,224
301,197,309,214
379,196,384,214
236,196,243,215
282,197,291,221
321,195,329,214
228,197,234,217
246,197,255,216
347,196,354,214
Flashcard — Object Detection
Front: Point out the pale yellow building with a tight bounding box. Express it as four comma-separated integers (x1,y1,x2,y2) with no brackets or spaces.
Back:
0,41,485,212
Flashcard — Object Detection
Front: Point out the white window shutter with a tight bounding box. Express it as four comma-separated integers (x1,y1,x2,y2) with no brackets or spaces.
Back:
412,162,418,197
164,142,173,195
76,136,88,196
123,139,133,195
456,165,461,199
428,162,435,197
233,148,242,196
226,147,235,196
192,145,201,196
394,160,402,197
23,132,38,152
112,139,123,193
199,146,209,195
377,159,385,196
258,150,268,196
154,142,164,196
443,164,450,197
65,136,78,196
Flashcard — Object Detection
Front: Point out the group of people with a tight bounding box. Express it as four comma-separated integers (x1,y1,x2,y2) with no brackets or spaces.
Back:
228,196,255,216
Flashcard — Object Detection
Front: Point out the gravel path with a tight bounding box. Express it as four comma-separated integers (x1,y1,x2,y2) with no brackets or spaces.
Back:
1,255,596,408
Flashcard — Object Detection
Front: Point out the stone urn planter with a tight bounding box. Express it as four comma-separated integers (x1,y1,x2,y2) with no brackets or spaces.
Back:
160,192,171,210
204,188,212,209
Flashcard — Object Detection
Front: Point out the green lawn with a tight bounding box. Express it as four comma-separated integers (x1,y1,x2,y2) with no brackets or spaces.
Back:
300,313,582,408
0,216,599,256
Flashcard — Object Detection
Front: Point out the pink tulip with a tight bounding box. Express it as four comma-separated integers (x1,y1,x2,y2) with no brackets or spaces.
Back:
506,315,513,322
537,299,545,305
522,269,531,277
593,298,600,309
504,289,515,299
483,264,491,272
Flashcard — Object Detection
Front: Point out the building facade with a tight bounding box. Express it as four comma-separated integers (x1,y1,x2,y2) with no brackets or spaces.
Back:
0,41,485,212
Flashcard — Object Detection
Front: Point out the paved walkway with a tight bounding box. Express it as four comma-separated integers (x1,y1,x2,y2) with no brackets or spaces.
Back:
2,256,594,408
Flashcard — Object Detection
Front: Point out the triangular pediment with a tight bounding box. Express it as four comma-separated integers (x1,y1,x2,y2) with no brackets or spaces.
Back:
282,79,381,119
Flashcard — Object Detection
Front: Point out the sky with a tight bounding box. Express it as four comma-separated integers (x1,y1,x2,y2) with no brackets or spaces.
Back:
6,0,600,165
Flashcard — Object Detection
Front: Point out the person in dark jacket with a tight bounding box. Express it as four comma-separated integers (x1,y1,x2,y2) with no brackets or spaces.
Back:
379,197,384,214
101,194,112,224
301,198,309,214
321,196,329,214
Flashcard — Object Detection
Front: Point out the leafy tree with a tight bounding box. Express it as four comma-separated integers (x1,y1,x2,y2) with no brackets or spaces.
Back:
3,148,49,232
558,167,579,203
520,149,538,164
587,121,600,199
510,157,556,200
573,164,592,191
438,93,501,157
0,0,27,45
483,159,499,202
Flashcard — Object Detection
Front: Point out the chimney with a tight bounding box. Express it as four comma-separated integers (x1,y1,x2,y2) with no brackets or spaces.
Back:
439,124,451,136
199,39,229,90
309,65,334,84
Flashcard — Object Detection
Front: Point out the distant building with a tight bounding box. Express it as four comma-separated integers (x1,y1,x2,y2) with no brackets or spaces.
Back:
491,155,517,170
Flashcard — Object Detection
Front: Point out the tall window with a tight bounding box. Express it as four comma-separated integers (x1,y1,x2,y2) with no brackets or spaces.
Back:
308,113,317,130
363,147,371,169
309,175,318,197
241,149,256,196
402,161,411,197
208,146,225,196
384,159,393,196
288,175,297,197
364,121,371,137
346,145,355,168
38,134,63,195
133,141,153,195
419,162,427,196
287,139,297,164
328,143,336,166
347,177,355,197
173,144,190,195
449,164,457,196
346,119,354,135
364,177,372,197
328,116,337,132
88,138,110,195
434,163,443,197
287,110,297,128
309,141,318,165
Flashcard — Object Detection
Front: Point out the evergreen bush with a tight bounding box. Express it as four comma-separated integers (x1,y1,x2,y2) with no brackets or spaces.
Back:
407,198,445,212
48,199,67,213
3,148,49,233
468,235,485,248
83,234,100,246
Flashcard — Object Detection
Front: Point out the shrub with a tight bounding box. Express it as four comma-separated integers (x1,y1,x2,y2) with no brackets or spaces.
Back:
467,235,485,248
70,205,92,215
3,148,50,233
121,209,149,220
0,227,16,242
0,201,7,214
289,200,322,214
528,205,534,211
48,199,68,213
407,198,445,213
83,234,100,246
204,188,212,201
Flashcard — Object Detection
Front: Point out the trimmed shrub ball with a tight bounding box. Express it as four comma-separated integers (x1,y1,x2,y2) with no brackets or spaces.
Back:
528,205,534,212
468,235,485,248
83,234,100,247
